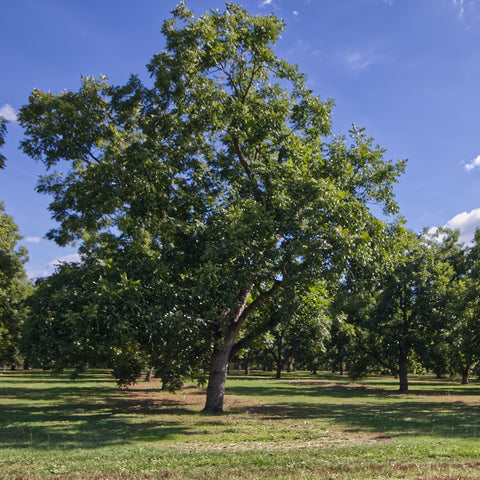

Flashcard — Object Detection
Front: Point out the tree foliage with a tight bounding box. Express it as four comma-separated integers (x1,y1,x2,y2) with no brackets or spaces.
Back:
339,227,467,391
0,202,31,367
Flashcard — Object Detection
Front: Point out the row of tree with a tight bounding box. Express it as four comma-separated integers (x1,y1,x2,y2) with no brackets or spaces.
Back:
0,3,479,412
231,227,480,393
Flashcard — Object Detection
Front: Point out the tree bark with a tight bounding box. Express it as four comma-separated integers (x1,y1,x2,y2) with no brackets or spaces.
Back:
461,366,470,385
203,345,231,413
398,352,408,393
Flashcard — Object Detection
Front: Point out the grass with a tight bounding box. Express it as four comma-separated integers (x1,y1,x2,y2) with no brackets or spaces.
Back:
2,370,480,478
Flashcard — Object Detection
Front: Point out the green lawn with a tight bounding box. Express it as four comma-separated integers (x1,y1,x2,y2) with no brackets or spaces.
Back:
1,369,480,479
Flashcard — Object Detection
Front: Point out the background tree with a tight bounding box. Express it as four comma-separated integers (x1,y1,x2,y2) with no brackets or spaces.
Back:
23,242,212,389
254,283,330,379
416,229,471,382
324,315,356,375
445,228,480,384
19,3,405,412
0,204,31,368
0,120,32,368
342,227,458,392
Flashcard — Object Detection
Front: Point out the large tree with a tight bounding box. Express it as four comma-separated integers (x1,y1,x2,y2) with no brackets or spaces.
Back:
19,3,404,412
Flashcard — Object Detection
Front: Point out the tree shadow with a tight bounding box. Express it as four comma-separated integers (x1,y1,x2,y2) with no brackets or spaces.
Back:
226,380,480,439
3,371,480,450
0,373,200,450
248,400,480,439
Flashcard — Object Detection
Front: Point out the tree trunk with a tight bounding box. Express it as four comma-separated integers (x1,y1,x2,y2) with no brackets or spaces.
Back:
398,356,408,393
203,283,282,413
203,345,231,413
398,302,409,393
462,366,470,385
145,367,153,382
276,361,283,379
244,360,250,375
339,362,345,376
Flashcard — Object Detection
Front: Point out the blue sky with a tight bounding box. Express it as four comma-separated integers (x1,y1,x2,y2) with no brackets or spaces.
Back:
2,0,480,278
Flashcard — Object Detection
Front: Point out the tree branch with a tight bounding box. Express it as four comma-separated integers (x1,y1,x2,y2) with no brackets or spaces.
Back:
232,135,255,180
231,135,264,204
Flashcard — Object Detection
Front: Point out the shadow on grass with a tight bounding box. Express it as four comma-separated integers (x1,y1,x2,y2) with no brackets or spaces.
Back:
225,380,480,439
245,400,480,439
3,371,480,450
0,372,201,450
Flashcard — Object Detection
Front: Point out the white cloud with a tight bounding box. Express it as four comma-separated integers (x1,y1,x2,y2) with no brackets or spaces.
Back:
464,154,480,171
24,236,41,243
293,10,298,16
445,208,480,244
48,253,82,267
423,226,447,243
26,253,82,280
26,268,50,280
0,104,17,122
259,0,274,7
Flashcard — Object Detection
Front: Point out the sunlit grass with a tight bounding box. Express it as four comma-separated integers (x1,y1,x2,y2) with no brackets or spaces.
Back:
2,369,480,478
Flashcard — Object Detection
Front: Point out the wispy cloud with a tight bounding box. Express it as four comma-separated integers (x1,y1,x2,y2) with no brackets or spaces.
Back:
343,47,385,72
344,51,374,71
464,154,480,171
27,253,82,280
445,208,480,244
24,236,41,243
293,10,299,16
259,0,274,7
453,0,465,18
0,104,17,122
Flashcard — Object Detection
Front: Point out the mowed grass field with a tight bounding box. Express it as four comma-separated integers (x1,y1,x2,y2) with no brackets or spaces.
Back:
2,370,480,479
